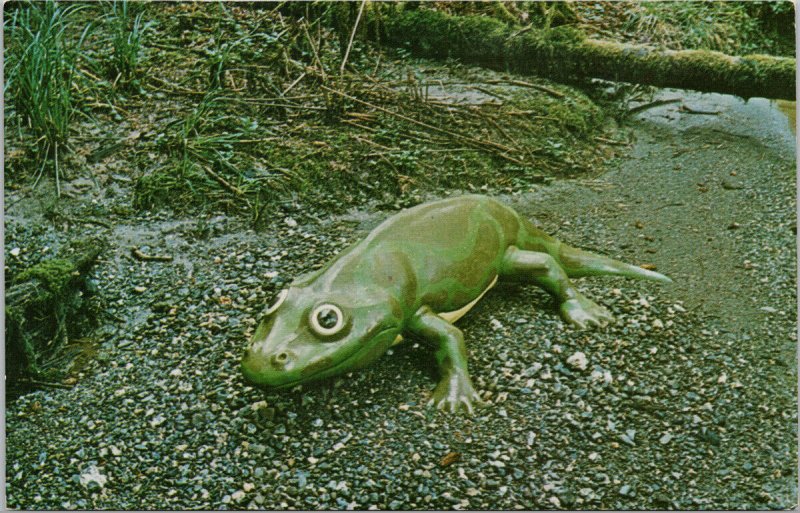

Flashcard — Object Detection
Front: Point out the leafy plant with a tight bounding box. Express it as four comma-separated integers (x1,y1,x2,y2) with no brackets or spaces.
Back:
5,0,92,191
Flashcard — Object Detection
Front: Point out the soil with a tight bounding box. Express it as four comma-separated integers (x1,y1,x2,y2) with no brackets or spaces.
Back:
4,89,796,509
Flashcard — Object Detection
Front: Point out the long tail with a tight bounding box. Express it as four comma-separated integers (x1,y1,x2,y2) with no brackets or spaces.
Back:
555,242,673,283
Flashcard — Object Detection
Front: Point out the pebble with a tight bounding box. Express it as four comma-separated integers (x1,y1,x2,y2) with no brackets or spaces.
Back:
721,178,744,190
79,466,107,489
566,351,588,371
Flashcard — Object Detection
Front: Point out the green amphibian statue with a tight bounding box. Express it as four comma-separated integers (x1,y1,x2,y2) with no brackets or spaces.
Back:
241,195,671,414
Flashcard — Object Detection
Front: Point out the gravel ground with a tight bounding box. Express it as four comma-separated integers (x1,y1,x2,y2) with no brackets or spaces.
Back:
5,91,796,510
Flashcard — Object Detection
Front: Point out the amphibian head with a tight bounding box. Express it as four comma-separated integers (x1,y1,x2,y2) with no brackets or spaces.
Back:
241,283,402,389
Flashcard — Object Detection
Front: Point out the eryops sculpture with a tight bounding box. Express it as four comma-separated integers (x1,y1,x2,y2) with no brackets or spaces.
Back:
241,195,671,414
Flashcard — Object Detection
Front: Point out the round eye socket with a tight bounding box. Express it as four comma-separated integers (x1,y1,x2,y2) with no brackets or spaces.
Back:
309,303,345,337
264,289,288,316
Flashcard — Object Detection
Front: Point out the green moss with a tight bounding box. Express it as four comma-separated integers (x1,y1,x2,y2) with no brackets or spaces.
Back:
383,9,509,67
17,258,75,296
385,8,587,74
382,8,794,100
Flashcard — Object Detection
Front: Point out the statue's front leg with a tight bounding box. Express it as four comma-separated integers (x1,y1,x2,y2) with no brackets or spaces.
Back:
408,306,482,415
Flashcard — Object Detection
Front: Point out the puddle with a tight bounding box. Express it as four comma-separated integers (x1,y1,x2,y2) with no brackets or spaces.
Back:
632,89,797,154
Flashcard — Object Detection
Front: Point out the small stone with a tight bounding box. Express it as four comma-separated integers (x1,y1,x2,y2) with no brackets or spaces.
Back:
721,178,744,190
134,286,147,293
727,222,741,230
231,490,246,502
651,319,664,329
566,351,588,371
717,373,727,384
79,465,107,489
760,306,777,313
619,484,631,496
10,247,20,257
149,414,165,427
284,217,298,228
659,433,673,444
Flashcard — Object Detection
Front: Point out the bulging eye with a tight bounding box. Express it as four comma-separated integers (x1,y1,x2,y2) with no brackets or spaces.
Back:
264,289,288,316
309,303,345,337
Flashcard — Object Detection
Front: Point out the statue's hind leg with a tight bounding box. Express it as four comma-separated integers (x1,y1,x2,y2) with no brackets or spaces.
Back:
499,246,614,329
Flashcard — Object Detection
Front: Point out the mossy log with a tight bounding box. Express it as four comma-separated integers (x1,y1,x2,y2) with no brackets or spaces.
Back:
379,9,795,101
6,237,106,387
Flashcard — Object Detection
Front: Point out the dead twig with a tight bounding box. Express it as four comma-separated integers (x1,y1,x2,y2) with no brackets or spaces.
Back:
321,85,526,165
201,164,245,197
678,104,720,115
594,136,629,146
486,78,565,99
18,378,73,389
626,98,682,116
282,72,306,96
302,21,327,82
131,247,174,263
340,0,367,75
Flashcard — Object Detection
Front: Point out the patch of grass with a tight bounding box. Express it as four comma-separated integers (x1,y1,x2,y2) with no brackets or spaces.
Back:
578,1,793,56
29,3,613,221
4,0,93,191
107,0,149,91
134,92,297,216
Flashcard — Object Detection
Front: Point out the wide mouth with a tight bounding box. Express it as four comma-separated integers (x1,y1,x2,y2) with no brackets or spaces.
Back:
241,327,396,390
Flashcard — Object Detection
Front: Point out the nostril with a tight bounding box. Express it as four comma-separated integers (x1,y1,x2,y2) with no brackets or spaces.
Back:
271,352,290,368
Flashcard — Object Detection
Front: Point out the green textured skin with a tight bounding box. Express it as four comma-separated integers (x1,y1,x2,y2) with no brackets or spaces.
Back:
241,195,671,413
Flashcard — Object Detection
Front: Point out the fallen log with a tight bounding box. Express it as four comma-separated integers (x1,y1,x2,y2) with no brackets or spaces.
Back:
6,236,106,391
379,9,795,101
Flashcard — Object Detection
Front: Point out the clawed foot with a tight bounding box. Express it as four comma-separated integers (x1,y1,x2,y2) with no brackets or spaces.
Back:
428,371,483,415
560,295,614,329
